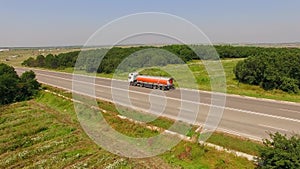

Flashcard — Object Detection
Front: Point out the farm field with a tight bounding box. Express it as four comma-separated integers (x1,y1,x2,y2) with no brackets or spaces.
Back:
0,48,83,67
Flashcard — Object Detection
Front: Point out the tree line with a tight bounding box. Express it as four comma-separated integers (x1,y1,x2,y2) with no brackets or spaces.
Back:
22,51,80,69
22,45,300,93
23,45,300,72
0,63,40,105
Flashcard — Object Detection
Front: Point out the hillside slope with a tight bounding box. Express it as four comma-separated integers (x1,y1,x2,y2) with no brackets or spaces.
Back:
0,89,255,168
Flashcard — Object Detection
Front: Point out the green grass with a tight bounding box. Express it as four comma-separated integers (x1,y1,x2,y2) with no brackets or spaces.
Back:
207,132,264,156
0,87,257,168
46,85,263,156
161,141,254,169
63,67,114,79
140,68,172,77
0,101,130,168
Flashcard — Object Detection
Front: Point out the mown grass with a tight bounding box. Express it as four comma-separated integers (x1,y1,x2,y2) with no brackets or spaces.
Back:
0,87,257,168
207,132,263,156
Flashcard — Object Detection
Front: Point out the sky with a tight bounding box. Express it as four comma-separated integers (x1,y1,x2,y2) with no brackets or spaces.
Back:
0,0,299,47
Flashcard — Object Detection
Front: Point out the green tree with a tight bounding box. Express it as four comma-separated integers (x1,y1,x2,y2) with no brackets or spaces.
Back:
36,55,46,67
45,54,58,68
0,63,40,105
17,70,40,100
258,132,300,169
22,57,36,67
0,63,20,105
279,77,299,93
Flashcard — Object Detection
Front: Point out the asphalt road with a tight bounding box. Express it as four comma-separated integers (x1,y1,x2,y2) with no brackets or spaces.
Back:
16,67,300,141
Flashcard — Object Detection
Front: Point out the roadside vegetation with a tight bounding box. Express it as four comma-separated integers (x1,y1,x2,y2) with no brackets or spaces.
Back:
234,53,300,93
46,86,264,156
257,132,300,169
1,82,298,168
0,86,257,168
0,63,40,105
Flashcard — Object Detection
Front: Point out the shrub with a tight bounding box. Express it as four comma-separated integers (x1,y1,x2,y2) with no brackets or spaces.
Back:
234,53,300,93
0,63,40,105
279,77,299,93
258,132,300,169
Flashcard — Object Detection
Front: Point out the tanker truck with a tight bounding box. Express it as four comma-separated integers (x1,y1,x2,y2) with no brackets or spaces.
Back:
128,72,174,90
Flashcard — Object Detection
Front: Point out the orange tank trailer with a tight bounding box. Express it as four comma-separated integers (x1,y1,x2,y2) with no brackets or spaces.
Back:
128,72,174,90
136,76,169,85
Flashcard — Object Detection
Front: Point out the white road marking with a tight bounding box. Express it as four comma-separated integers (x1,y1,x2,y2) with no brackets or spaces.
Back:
279,108,300,114
36,72,300,124
259,124,288,132
217,127,262,141
39,78,264,141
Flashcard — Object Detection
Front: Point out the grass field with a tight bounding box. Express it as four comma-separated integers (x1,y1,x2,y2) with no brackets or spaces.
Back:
0,87,257,168
0,48,81,67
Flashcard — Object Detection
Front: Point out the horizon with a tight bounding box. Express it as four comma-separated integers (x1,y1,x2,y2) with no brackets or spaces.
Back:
2,42,300,49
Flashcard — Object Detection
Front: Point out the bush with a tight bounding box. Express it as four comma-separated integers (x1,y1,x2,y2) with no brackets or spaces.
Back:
18,70,41,100
0,63,40,105
0,64,20,104
279,77,299,93
234,53,300,93
258,132,300,169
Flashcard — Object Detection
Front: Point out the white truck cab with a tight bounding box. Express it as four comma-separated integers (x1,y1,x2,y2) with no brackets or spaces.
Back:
128,72,139,84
